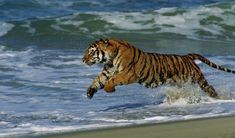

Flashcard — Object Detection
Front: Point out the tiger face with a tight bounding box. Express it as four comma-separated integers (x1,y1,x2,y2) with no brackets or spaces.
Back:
82,39,117,65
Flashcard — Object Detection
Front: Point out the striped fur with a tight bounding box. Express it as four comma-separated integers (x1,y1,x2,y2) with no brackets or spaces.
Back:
83,38,235,99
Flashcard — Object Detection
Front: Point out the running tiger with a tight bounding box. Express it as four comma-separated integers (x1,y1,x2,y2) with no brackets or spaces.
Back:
82,38,235,99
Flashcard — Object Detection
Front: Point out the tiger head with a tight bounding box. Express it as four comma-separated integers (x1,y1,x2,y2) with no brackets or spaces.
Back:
83,39,118,66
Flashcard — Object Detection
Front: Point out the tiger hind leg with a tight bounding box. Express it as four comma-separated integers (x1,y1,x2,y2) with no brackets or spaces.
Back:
196,74,218,98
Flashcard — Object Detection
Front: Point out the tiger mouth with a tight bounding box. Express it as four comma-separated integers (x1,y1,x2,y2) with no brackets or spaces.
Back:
84,61,95,66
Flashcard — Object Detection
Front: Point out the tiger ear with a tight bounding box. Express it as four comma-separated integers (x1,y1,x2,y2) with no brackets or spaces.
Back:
99,38,104,42
104,39,109,47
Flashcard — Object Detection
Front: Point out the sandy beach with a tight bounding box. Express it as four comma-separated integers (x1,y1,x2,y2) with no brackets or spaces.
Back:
39,116,235,138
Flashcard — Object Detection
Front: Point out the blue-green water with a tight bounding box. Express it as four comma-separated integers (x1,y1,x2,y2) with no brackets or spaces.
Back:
0,0,235,137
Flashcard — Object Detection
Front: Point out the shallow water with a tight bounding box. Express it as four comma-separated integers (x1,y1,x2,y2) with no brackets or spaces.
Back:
0,0,235,137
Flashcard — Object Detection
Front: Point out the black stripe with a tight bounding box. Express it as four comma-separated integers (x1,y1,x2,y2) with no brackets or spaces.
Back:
153,54,161,76
104,63,113,70
201,79,208,88
137,50,144,66
149,54,156,86
159,71,164,83
95,51,100,61
139,63,146,77
159,56,165,82
198,75,205,83
127,47,136,67
205,59,210,64
137,49,141,61
139,60,150,84
101,72,108,78
172,57,178,76
227,69,232,73
114,52,122,66
136,52,144,72
94,43,98,47
149,71,156,87
169,56,177,76
116,61,121,69
114,48,119,58
188,56,201,72
149,54,152,65
161,56,167,77
100,50,106,63
139,55,147,76
101,50,105,57
99,82,104,89
181,57,186,75
212,63,217,68
165,57,173,79
141,68,151,83
167,71,173,79
175,57,182,76
218,66,223,70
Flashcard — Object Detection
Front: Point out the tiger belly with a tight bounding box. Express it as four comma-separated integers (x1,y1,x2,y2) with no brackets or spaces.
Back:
138,77,164,88
138,73,190,88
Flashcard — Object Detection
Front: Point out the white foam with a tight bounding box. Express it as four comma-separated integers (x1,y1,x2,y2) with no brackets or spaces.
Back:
55,14,84,28
0,22,14,37
100,12,154,30
154,83,212,106
154,6,228,38
94,118,129,123
143,116,168,121
60,20,84,26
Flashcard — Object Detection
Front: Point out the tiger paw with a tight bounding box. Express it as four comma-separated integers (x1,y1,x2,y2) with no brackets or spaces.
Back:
104,85,116,93
87,87,97,99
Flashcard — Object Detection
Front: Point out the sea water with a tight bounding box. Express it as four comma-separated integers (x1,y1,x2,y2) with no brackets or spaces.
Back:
0,0,235,137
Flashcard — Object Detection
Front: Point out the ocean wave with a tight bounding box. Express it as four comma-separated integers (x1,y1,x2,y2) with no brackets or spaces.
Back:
54,2,233,40
1,0,232,21
4,2,234,42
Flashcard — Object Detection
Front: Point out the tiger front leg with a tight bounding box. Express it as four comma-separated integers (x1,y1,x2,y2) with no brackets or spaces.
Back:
87,72,108,99
104,71,136,93
87,64,114,99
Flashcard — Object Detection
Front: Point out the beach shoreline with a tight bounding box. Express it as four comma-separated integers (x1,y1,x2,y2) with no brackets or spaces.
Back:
35,115,235,138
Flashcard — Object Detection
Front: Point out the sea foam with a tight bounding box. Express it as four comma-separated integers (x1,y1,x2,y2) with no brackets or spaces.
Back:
0,22,14,37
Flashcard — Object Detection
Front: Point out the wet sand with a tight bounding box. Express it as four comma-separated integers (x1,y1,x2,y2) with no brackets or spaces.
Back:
40,116,235,138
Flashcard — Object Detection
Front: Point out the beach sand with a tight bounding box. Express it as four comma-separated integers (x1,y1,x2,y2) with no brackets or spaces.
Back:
40,116,235,138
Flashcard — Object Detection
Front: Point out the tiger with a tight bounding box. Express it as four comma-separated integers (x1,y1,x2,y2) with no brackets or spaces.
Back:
82,38,235,99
